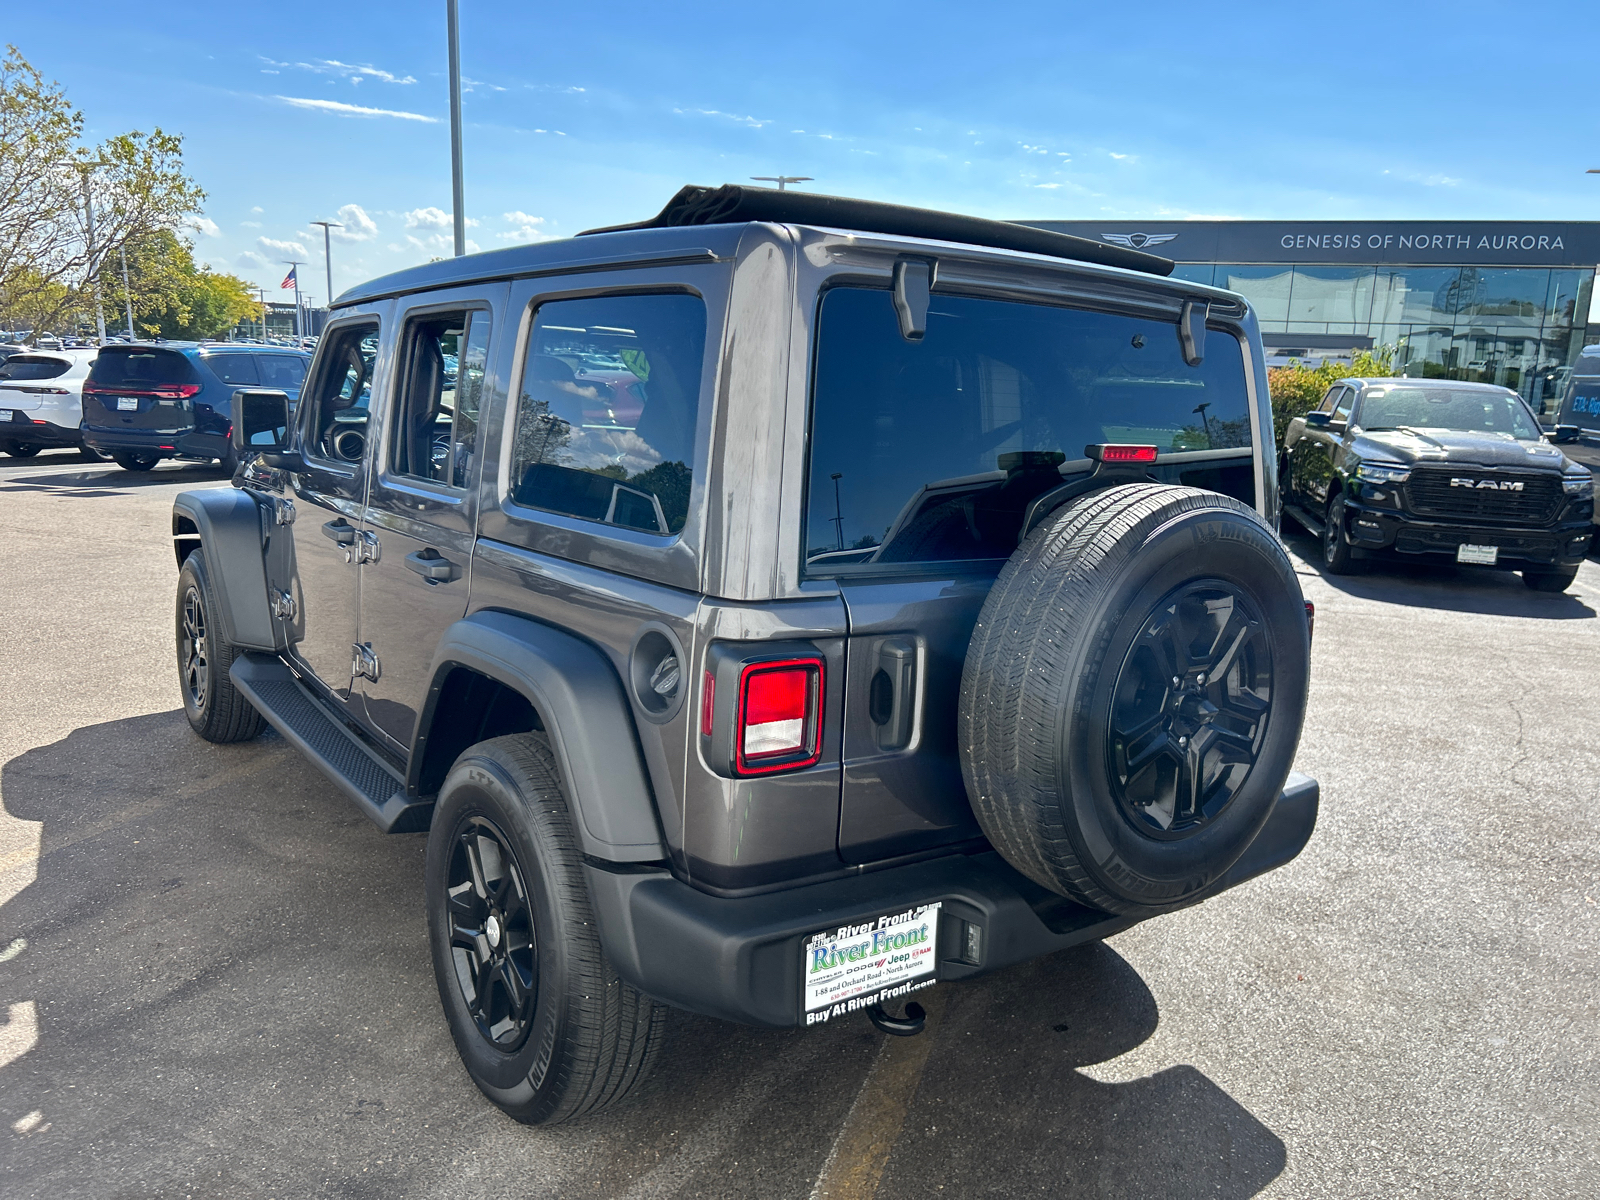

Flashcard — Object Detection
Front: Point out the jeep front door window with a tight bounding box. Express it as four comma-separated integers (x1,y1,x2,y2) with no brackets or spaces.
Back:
304,327,379,466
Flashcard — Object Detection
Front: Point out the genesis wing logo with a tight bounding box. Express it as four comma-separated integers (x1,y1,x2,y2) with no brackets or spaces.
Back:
1103,232,1178,250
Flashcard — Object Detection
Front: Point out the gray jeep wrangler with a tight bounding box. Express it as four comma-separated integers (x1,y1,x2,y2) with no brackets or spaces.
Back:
171,185,1318,1125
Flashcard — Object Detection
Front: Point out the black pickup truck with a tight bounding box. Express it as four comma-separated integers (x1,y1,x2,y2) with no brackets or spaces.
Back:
1281,377,1593,591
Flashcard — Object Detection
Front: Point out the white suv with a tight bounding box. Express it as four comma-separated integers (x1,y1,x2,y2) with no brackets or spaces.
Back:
0,348,103,460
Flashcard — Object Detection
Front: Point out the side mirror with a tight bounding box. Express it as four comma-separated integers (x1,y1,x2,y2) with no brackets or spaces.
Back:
1303,411,1331,429
1551,424,1580,444
233,388,291,453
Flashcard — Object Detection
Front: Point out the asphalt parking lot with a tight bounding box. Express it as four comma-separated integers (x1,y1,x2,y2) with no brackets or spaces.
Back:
1,448,1597,1199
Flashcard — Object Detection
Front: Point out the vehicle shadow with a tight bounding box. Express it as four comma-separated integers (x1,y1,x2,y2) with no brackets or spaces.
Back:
0,711,1284,1199
1281,526,1596,620
0,461,231,495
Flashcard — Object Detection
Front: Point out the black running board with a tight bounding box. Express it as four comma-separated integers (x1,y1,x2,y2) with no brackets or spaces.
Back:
1285,503,1325,535
230,653,433,833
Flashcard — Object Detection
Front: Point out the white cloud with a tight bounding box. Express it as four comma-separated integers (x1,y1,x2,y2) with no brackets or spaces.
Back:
498,211,551,242
673,107,770,129
240,220,262,228
237,251,271,268
274,96,437,122
186,216,221,237
462,76,507,93
259,236,310,258
260,56,416,85
404,206,452,230
1032,183,1063,189
327,203,379,241
250,206,263,214
1109,152,1131,160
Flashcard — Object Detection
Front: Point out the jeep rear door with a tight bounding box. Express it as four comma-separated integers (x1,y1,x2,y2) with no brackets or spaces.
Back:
804,283,1261,865
353,285,505,751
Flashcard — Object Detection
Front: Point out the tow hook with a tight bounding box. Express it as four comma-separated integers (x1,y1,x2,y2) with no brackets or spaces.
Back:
866,1000,927,1037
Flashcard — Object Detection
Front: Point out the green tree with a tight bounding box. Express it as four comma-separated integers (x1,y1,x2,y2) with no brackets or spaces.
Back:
100,228,260,339
1266,346,1396,450
0,45,206,334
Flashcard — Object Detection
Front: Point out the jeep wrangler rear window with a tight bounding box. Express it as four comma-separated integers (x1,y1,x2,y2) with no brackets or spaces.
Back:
509,293,704,536
805,287,1252,570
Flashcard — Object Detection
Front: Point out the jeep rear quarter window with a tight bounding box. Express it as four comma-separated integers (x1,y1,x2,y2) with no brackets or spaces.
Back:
508,293,704,536
804,287,1253,570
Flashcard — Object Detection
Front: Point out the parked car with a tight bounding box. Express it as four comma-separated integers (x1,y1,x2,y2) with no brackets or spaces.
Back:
170,184,1319,1125
0,348,103,460
81,342,310,471
1281,378,1593,591
1550,347,1600,542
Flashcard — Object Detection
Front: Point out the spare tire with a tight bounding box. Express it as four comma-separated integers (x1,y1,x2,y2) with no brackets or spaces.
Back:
959,483,1310,916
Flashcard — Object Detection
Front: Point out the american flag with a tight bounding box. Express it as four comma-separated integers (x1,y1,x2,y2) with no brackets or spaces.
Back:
281,265,297,290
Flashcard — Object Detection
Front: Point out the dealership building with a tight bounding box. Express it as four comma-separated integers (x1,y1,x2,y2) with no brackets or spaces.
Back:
1026,220,1600,419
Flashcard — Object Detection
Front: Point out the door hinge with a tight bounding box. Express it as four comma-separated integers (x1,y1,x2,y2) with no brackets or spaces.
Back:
351,642,381,682
356,529,381,564
270,589,297,620
273,497,296,526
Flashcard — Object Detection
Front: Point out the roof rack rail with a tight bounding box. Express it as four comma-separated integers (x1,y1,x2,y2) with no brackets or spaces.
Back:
579,184,1175,277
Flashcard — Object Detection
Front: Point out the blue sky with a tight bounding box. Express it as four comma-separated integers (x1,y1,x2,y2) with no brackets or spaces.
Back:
9,0,1598,303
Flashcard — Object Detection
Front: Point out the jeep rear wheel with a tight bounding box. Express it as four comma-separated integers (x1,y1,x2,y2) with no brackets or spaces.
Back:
425,734,665,1125
175,549,266,743
959,484,1311,916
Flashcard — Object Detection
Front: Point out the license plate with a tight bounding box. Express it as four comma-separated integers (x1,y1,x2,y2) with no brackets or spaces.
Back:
802,903,939,1025
1457,543,1498,565
0,409,11,422
116,396,138,411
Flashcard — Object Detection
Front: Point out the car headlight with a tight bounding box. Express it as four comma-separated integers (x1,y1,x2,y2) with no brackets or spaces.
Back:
1564,474,1594,498
1357,462,1411,484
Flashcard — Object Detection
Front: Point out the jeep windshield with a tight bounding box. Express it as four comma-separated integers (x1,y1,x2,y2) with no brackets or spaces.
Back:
1356,386,1542,440
804,287,1253,570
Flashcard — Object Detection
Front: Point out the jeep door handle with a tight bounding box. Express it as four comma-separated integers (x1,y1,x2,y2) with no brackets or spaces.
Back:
404,548,458,582
321,519,356,546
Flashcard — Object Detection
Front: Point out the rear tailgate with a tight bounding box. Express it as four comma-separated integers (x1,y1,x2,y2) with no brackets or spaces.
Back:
82,347,199,431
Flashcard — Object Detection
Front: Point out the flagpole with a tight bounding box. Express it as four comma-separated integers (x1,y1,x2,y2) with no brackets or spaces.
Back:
283,261,305,342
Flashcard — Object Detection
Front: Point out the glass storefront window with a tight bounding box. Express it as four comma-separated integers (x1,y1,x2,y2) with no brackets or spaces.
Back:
1454,268,1549,330
1216,266,1293,323
1371,268,1461,328
1169,264,1214,286
1286,267,1376,333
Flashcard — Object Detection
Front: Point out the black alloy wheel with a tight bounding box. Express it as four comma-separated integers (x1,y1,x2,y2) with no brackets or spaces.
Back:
1107,581,1273,838
179,584,210,712
443,816,539,1051
1322,492,1355,574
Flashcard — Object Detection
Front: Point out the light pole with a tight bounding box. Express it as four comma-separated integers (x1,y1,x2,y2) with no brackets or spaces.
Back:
118,244,135,339
751,175,813,191
447,0,466,257
57,159,112,343
310,220,342,310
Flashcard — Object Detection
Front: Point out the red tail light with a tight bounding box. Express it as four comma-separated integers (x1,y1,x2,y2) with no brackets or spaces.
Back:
154,384,201,400
1088,443,1159,464
736,658,823,774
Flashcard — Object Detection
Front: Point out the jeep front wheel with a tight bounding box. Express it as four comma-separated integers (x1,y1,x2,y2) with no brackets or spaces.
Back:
175,550,265,743
959,484,1311,916
425,734,665,1125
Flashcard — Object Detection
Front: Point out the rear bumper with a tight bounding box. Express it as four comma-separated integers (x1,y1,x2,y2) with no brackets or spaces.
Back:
1342,498,1591,566
588,773,1320,1028
0,417,81,448
82,425,227,460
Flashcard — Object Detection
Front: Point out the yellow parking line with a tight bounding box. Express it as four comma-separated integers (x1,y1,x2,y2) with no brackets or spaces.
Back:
809,988,948,1200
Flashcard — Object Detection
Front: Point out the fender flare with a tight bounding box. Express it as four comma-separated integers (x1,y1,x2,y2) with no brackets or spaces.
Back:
172,488,278,651
414,610,668,863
